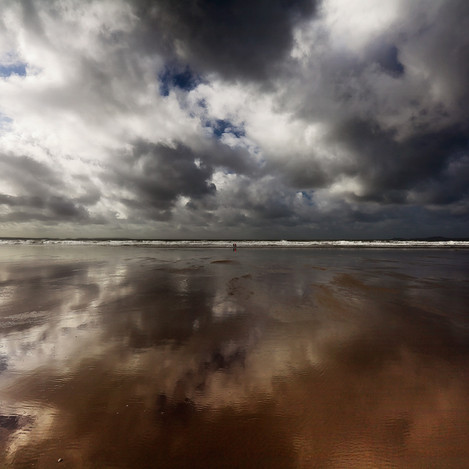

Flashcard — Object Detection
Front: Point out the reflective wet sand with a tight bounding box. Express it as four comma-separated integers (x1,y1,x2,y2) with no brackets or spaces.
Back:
1,245,468,468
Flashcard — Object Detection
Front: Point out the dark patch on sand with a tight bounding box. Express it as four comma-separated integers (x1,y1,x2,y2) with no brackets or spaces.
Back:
156,394,197,425
332,273,397,295
0,414,34,445
210,259,238,264
153,265,204,274
205,347,246,372
227,276,254,298
313,284,349,313
0,416,21,431
0,355,7,373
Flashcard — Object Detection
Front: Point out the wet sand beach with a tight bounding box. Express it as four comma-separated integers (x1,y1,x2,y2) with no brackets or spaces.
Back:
0,245,469,468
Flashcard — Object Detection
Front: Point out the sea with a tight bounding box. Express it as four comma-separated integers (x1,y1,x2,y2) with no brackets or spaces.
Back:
1,237,469,248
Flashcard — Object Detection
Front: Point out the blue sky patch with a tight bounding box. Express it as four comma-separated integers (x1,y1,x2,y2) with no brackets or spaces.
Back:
375,45,404,77
0,113,13,124
159,66,200,96
0,63,27,77
207,119,245,139
0,113,13,133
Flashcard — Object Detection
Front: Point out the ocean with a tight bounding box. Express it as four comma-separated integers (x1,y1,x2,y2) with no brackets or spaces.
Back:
1,238,469,248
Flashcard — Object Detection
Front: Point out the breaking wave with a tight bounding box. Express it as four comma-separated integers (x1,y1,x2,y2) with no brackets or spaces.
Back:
0,239,468,248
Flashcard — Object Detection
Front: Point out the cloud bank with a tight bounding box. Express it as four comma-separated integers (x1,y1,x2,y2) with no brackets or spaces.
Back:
0,0,468,238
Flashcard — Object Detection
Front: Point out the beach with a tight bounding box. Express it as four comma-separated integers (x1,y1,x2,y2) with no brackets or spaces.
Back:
1,244,469,468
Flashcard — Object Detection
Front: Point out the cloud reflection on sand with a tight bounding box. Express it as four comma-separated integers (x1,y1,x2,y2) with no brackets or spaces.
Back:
1,246,469,467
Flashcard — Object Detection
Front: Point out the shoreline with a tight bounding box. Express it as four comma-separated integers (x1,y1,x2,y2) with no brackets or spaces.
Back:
1,239,469,249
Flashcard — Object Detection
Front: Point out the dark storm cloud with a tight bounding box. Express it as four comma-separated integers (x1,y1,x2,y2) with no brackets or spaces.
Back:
133,0,318,82
412,154,469,206
270,156,335,190
2,0,469,238
114,141,216,219
0,154,102,224
207,175,305,229
48,196,90,218
272,0,469,232
0,193,91,221
0,154,60,190
246,196,293,221
18,0,46,39
330,119,469,203
0,194,44,209
111,137,264,221
409,0,469,109
0,196,97,224
0,154,67,222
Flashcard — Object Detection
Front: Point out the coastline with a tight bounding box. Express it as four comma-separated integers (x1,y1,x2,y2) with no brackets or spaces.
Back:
1,238,469,248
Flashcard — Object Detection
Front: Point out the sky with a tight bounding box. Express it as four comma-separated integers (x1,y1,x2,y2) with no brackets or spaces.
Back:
0,0,468,239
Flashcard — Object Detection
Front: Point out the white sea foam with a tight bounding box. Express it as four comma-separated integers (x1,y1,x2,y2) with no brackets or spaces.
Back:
0,239,468,248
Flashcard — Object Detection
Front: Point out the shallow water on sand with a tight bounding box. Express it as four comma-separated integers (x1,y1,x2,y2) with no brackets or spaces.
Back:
0,245,468,468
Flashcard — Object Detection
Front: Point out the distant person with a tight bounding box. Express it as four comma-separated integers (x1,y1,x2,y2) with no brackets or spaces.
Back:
233,243,237,252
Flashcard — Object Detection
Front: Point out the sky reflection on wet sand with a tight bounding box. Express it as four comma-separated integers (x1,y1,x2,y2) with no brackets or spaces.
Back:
1,246,469,468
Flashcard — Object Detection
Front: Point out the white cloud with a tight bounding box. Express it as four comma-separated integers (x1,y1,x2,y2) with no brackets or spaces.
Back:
0,0,467,238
